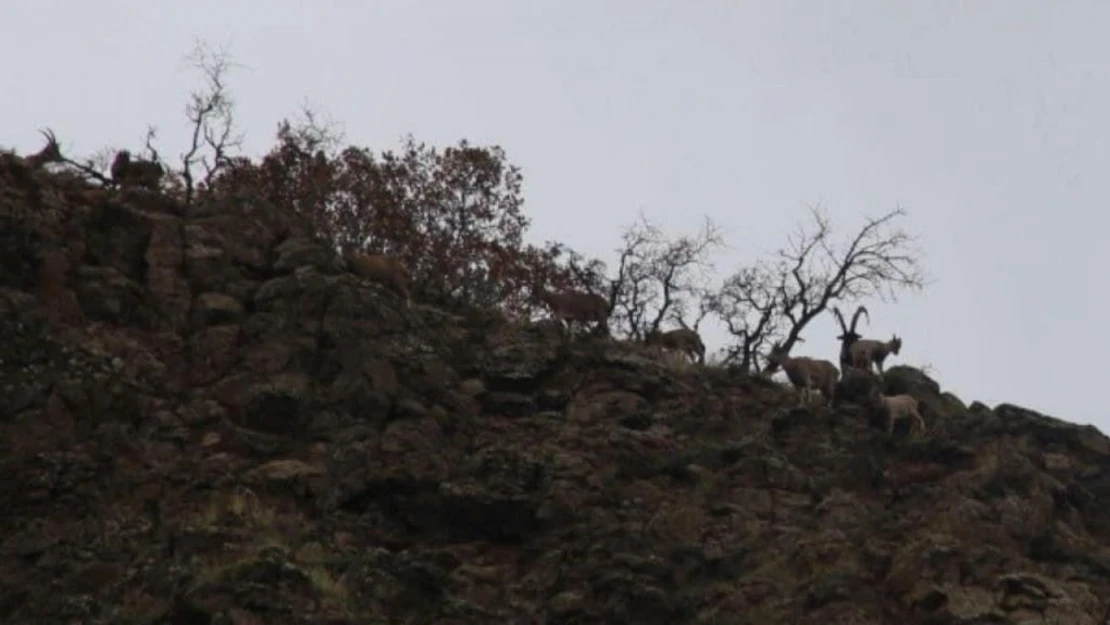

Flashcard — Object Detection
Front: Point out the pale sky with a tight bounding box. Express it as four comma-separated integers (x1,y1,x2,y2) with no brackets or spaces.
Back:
3,1,1107,428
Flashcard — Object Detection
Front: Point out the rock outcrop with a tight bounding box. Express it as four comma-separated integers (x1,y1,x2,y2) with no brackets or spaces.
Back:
2,164,1110,624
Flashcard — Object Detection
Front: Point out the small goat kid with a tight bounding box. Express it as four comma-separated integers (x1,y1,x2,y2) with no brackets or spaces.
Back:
343,246,412,307
766,343,840,407
868,389,925,436
849,334,903,375
110,150,164,189
645,328,706,364
540,289,610,337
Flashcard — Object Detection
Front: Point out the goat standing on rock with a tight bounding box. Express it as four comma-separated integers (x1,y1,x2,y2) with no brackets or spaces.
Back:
110,150,164,189
849,335,903,376
2,129,64,180
21,129,64,170
766,342,840,407
342,245,412,308
539,289,610,337
645,328,706,364
868,388,925,436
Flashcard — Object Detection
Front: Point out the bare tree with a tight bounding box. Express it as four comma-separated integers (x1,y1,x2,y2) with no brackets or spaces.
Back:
705,261,785,372
54,144,115,186
672,285,715,333
84,147,117,179
568,214,723,340
712,205,926,374
282,99,347,158
600,216,660,333
179,39,244,206
143,125,162,163
633,216,722,337
55,40,244,194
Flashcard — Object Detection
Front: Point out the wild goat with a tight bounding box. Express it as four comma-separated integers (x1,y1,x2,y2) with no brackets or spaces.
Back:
868,389,925,436
831,305,870,373
343,245,412,307
2,129,63,177
849,334,903,375
22,129,64,169
539,289,610,337
766,342,840,407
645,327,706,364
110,150,164,189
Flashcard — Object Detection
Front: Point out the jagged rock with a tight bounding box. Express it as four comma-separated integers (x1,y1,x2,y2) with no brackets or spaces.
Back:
189,324,241,385
4,167,1110,625
834,366,877,405
72,264,147,324
237,373,312,435
997,403,1110,457
481,338,559,392
884,364,942,395
250,459,325,482
192,292,244,326
144,213,190,328
548,590,586,615
457,378,486,397
272,236,345,275
481,391,535,417
394,398,429,419
83,202,152,276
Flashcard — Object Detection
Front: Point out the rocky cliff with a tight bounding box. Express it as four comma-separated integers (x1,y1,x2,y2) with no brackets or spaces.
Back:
3,163,1110,624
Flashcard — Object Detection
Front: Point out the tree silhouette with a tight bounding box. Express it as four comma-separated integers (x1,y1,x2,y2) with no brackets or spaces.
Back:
710,205,926,373
210,125,584,316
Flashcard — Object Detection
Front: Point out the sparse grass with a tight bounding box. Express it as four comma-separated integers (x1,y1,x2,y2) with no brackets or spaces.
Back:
303,564,351,605
909,361,939,377
629,342,701,374
197,487,278,532
192,548,352,613
645,499,707,545
114,587,168,625
657,348,695,374
186,487,355,615
693,469,721,498
736,548,794,586
192,550,280,589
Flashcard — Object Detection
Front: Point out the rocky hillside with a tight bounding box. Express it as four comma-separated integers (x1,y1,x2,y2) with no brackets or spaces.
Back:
3,163,1110,625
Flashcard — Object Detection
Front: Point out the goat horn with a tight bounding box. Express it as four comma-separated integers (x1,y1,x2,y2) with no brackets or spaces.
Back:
850,305,870,333
831,306,848,333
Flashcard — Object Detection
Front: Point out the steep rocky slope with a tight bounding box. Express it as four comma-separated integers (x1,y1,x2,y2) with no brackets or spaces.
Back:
3,164,1110,624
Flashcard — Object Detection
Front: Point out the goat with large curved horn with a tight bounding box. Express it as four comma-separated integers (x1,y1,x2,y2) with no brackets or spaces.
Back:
831,305,869,373
21,128,64,169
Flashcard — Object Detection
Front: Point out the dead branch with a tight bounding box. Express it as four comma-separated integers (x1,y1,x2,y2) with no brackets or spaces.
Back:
143,126,162,163
599,214,723,340
59,155,113,186
706,262,784,372
712,205,925,375
285,100,347,157
179,39,244,206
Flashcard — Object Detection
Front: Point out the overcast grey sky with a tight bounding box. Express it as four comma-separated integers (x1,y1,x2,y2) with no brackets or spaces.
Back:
3,2,1107,428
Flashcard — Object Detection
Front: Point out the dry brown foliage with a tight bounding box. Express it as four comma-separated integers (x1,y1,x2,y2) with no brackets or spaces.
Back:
207,125,583,316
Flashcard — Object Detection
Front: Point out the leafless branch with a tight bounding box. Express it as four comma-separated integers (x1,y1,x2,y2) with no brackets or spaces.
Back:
287,99,347,157
599,213,723,339
706,262,785,372
179,39,244,206
712,204,926,374
58,146,114,186
143,126,162,163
